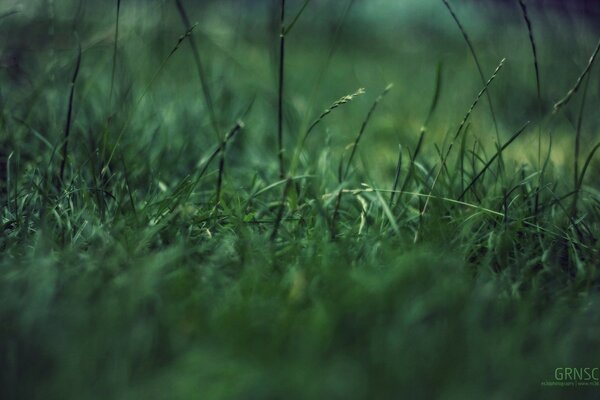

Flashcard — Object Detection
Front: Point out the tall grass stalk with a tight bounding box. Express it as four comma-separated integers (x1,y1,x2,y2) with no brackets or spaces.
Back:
197,121,244,184
216,139,227,205
415,58,505,242
174,0,220,138
277,0,286,178
518,0,541,162
289,88,364,174
549,37,600,217
270,176,292,240
331,84,392,239
274,0,313,178
441,0,501,145
6,151,13,211
553,37,600,113
518,0,546,218
395,128,425,212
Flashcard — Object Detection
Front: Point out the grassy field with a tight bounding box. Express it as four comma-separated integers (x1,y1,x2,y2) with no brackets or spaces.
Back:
1,0,600,398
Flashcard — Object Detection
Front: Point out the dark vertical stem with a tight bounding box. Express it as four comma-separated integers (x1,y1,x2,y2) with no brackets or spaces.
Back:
572,73,592,217
518,0,543,218
109,0,121,109
394,128,425,213
6,152,12,211
330,190,343,240
389,144,402,208
197,122,243,182
216,140,226,204
277,0,286,178
59,37,82,185
174,0,220,138
120,154,137,216
271,176,292,241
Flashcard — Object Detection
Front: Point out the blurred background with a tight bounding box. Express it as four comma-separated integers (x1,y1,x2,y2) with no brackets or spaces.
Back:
1,0,599,187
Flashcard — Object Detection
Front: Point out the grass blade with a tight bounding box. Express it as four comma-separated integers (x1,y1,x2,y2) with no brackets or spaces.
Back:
283,0,312,35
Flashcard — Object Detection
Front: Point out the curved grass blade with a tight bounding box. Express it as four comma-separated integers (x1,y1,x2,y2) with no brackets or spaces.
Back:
553,37,600,113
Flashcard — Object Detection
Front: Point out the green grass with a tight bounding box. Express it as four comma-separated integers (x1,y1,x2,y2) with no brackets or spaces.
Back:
1,1,600,399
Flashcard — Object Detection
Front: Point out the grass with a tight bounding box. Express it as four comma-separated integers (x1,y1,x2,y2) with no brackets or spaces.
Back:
1,0,600,399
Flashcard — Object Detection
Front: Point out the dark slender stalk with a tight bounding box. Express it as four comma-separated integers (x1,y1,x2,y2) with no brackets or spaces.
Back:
216,140,226,204
109,0,121,109
575,74,591,184
458,121,530,201
577,142,600,192
59,36,82,185
197,121,244,180
6,152,13,211
277,0,286,178
330,189,343,240
389,144,402,207
424,62,443,127
271,176,292,241
518,1,541,103
519,0,544,219
459,131,467,196
396,128,425,206
152,120,244,223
